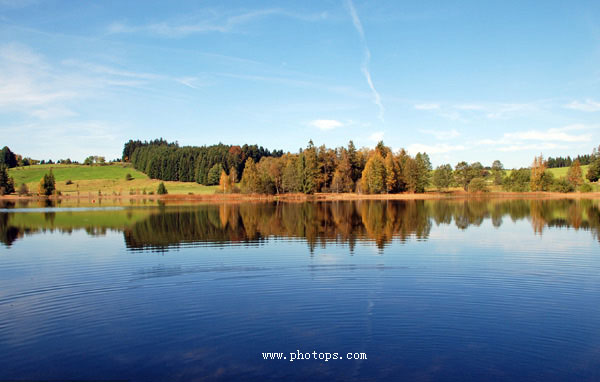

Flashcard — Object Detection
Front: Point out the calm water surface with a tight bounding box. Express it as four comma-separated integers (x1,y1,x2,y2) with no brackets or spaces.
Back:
1,199,599,381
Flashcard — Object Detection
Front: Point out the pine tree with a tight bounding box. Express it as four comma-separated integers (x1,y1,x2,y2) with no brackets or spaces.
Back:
37,170,55,196
0,165,15,195
157,182,168,195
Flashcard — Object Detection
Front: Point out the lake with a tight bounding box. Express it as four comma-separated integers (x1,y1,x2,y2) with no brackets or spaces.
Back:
1,198,599,381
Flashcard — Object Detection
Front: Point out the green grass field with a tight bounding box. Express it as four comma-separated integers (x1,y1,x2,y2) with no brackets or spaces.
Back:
8,163,219,196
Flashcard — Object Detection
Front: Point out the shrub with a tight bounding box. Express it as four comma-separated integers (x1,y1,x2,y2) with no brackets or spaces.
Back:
125,173,133,181
468,177,488,193
157,182,168,195
18,183,29,196
579,183,593,193
65,179,73,185
550,178,574,193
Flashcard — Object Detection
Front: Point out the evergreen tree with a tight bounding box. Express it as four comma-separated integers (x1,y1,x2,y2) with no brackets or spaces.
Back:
38,170,55,196
0,165,15,195
297,141,318,194
347,140,361,183
587,147,600,182
157,182,168,195
282,156,300,193
414,153,432,192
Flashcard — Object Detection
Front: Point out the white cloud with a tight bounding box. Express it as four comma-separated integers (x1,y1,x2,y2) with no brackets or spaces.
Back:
407,143,466,155
503,128,591,143
368,131,384,141
414,103,440,110
309,119,344,130
474,125,595,152
564,99,600,112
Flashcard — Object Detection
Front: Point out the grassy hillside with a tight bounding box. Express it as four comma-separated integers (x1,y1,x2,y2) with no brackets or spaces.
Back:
8,163,218,196
547,165,589,179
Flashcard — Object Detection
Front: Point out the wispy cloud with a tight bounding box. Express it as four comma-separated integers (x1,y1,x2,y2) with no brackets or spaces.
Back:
309,119,344,130
346,0,384,122
107,9,327,37
0,43,78,115
564,99,600,112
0,43,207,120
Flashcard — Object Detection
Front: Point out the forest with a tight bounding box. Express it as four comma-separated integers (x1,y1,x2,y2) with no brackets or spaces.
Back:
122,140,600,195
1,141,600,196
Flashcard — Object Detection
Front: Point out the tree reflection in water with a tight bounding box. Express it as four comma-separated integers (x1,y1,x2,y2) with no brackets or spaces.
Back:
1,199,600,250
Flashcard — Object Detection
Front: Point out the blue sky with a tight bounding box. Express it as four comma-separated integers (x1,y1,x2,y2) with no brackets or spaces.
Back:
1,0,599,168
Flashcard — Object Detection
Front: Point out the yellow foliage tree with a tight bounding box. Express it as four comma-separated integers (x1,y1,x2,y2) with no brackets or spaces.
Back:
530,154,547,192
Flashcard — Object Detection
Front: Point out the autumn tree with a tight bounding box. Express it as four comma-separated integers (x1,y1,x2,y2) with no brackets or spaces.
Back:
240,158,260,193
360,152,386,194
219,170,233,193
530,154,547,192
383,154,399,193
567,159,583,188
331,149,353,193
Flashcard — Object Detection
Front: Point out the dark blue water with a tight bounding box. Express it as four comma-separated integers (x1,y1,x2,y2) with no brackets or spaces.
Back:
1,199,599,381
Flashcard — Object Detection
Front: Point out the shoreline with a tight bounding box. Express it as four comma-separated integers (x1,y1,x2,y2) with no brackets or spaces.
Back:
2,190,600,203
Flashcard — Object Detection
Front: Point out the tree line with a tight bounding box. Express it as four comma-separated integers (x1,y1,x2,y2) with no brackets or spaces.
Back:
123,139,283,184
546,154,593,168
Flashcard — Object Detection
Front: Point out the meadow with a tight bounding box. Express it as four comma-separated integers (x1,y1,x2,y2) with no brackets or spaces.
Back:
8,163,219,196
